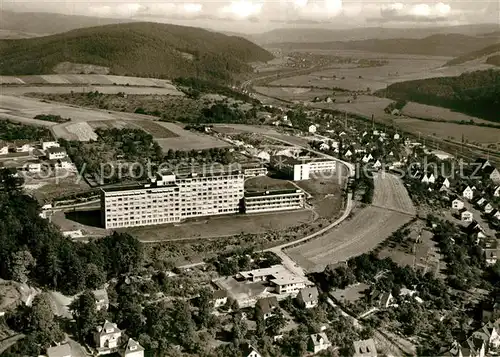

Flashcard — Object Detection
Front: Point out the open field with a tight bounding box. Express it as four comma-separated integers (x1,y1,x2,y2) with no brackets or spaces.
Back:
124,209,314,242
287,173,415,272
1,85,184,96
253,86,333,101
394,118,500,144
0,95,228,149
0,74,178,88
268,50,494,92
154,122,231,151
401,102,494,125
311,95,393,119
294,175,344,218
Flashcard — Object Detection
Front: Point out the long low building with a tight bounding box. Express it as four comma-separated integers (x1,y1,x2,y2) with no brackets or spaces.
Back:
243,189,305,214
101,168,245,229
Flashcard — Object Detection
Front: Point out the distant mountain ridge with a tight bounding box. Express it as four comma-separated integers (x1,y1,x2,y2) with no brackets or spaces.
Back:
0,22,273,81
266,34,500,57
250,24,500,44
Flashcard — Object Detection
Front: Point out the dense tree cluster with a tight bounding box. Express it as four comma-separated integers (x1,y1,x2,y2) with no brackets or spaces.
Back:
33,114,71,123
0,120,53,141
0,170,143,295
379,70,500,122
173,77,259,103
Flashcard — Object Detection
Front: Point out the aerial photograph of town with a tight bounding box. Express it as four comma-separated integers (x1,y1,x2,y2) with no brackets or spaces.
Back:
0,0,499,356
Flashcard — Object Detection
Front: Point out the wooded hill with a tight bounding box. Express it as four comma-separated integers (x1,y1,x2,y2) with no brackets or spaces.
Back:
0,22,273,81
445,43,500,66
378,69,500,123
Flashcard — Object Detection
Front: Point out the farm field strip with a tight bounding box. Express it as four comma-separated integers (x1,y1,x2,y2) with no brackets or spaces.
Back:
287,173,415,272
1,85,183,96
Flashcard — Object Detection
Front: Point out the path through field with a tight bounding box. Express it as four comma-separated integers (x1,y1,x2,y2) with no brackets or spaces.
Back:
287,172,415,272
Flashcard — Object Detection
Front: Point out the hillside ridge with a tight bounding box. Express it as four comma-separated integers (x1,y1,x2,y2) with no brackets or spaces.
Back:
0,22,273,81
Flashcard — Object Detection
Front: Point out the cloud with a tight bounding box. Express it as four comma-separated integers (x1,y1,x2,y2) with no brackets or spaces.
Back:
380,2,452,21
219,1,263,19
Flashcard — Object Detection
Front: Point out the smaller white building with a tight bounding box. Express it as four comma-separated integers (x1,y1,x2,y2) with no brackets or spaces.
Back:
462,186,474,200
213,289,228,308
309,125,317,133
26,160,42,173
122,338,144,357
461,210,474,223
42,141,60,151
494,186,500,197
47,147,67,160
452,199,464,210
484,203,495,214
0,142,8,155
95,320,122,355
309,333,331,354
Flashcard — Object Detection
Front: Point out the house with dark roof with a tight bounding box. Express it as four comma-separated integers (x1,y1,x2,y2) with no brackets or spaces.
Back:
213,289,228,308
241,342,261,357
296,287,319,309
255,297,279,320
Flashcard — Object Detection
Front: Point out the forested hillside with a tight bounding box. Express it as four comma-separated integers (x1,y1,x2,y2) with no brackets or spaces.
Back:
445,43,500,66
0,22,273,81
378,70,500,122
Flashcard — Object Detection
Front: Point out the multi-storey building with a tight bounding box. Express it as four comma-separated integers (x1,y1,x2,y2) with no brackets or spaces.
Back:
101,168,244,229
270,155,337,181
243,189,305,214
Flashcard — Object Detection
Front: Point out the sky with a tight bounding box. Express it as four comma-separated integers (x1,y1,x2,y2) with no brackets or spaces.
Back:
3,0,499,32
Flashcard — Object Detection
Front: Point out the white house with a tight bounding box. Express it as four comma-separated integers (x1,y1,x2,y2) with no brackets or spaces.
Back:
47,344,72,357
484,203,495,214
0,141,8,155
362,154,373,163
421,173,436,184
463,186,474,200
242,343,261,357
296,287,319,309
461,210,474,223
490,210,500,220
477,198,487,207
213,290,228,308
257,151,270,162
393,133,401,140
309,125,317,133
47,147,67,160
26,160,42,173
344,150,353,158
452,199,465,210
95,320,122,354
373,160,382,169
122,338,144,357
319,142,330,151
494,186,500,197
309,333,331,354
42,141,60,151
15,141,33,153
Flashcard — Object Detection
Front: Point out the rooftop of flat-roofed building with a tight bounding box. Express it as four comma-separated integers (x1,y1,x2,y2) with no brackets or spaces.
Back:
244,189,303,198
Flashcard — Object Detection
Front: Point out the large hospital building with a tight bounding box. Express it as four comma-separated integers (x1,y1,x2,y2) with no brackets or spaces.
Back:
101,165,306,229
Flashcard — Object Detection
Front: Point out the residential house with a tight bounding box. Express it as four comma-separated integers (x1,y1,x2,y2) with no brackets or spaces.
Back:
309,125,317,133
475,158,492,170
484,203,495,214
436,176,451,189
26,160,42,173
296,287,319,309
480,238,500,265
241,343,261,357
379,292,396,308
463,186,474,200
0,141,8,155
353,338,377,357
256,297,279,320
319,142,330,151
55,158,74,170
476,198,487,208
95,320,122,355
14,140,33,153
344,150,353,158
393,133,400,140
489,209,500,221
494,186,500,197
47,344,72,357
94,289,109,311
308,333,332,354
122,338,144,357
483,166,500,184
461,210,474,223
373,160,382,169
421,173,436,184
42,141,60,151
362,154,373,163
47,147,67,160
213,289,228,308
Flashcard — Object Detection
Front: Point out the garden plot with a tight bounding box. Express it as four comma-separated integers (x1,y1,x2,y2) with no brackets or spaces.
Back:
2,86,183,96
